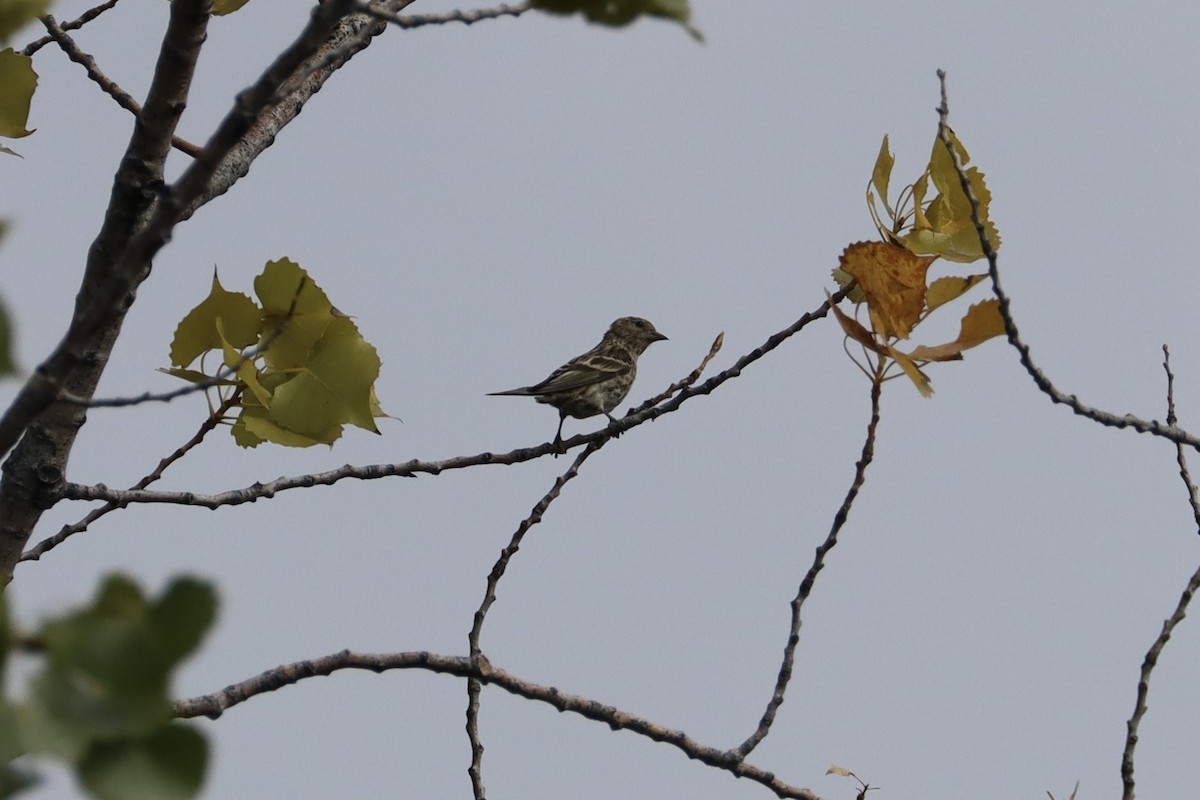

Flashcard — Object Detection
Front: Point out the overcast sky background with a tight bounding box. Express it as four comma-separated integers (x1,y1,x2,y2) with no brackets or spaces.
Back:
4,1,1200,798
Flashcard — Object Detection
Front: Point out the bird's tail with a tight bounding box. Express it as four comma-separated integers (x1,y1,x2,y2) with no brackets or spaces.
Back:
486,387,537,396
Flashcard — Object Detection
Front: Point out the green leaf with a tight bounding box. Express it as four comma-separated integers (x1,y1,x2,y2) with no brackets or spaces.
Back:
0,48,36,145
0,1,49,45
79,724,207,800
0,292,21,378
169,271,262,368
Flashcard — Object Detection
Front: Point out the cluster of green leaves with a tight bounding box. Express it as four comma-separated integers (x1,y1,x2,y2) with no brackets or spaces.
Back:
830,129,1005,396
0,576,216,800
166,258,385,448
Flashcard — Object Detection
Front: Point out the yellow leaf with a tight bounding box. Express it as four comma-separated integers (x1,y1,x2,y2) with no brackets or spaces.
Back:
213,0,252,14
888,346,933,397
827,290,883,353
871,135,895,217
925,274,987,311
826,765,855,778
908,299,1005,362
837,241,935,339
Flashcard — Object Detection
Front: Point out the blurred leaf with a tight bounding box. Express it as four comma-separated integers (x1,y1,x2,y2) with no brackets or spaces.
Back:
212,0,251,14
0,2,48,46
146,578,216,669
530,0,702,39
0,49,35,143
169,272,262,368
79,724,207,800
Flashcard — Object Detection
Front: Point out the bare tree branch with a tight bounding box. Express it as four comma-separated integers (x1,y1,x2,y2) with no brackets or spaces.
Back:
1120,347,1200,800
466,441,602,799
20,390,243,563
20,1,122,57
737,370,883,756
173,649,823,800
356,1,530,29
39,15,202,157
933,70,1200,452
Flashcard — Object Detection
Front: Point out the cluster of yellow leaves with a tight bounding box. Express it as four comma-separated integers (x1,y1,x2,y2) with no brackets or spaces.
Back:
831,129,1004,396
164,259,386,448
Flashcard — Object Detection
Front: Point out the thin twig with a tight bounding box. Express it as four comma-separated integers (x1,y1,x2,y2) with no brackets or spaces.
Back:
20,389,243,563
173,649,823,800
933,70,1200,452
736,369,883,756
20,1,122,56
40,15,202,157
356,1,530,29
60,294,841,511
466,441,602,799
1120,347,1200,800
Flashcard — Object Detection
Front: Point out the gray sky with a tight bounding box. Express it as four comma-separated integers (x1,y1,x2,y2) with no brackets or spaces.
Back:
6,0,1200,797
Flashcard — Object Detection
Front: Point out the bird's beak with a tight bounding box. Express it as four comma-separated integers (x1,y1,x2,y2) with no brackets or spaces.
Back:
653,331,668,342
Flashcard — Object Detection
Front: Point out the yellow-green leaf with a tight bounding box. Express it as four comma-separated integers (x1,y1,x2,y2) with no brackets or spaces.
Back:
212,0,252,14
870,135,894,217
270,317,381,437
254,258,335,370
169,272,262,367
530,0,702,40
0,48,37,141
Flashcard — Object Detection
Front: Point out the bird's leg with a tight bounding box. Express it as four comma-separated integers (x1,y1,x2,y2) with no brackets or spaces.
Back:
605,412,621,438
553,413,566,456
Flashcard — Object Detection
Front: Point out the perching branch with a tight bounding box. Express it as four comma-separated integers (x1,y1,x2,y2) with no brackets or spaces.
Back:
736,367,883,757
173,649,823,800
60,293,841,513
933,70,1200,452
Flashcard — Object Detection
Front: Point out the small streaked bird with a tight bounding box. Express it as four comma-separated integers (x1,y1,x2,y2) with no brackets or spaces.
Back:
489,316,667,449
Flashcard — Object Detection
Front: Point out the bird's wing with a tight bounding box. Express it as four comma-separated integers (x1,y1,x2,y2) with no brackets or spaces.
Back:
533,357,629,393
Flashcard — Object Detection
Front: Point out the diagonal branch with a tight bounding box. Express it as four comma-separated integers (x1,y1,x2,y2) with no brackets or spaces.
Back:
933,70,1200,452
466,441,602,800
736,371,883,757
20,1,122,56
40,15,202,157
173,649,823,800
